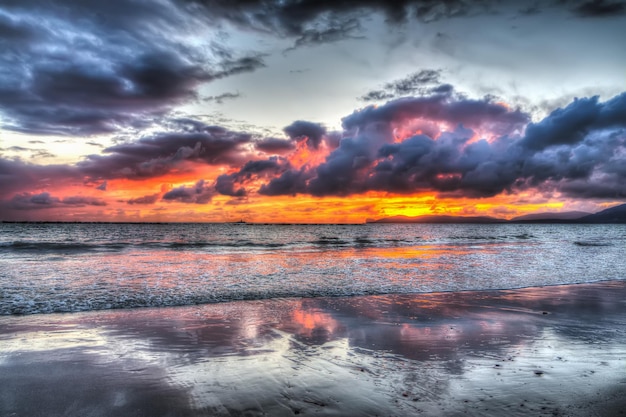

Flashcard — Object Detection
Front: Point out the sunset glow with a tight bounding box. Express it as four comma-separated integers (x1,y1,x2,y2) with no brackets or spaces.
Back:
1,1,625,222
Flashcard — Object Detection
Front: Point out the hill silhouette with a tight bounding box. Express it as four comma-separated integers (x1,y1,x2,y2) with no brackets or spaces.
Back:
368,204,626,224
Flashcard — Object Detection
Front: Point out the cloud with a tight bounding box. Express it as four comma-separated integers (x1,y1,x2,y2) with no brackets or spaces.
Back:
77,122,252,180
214,174,247,197
214,56,266,78
366,127,519,197
284,18,364,52
361,70,443,101
521,94,626,151
162,179,215,204
6,146,29,152
389,70,442,93
0,158,79,199
0,146,56,159
573,0,626,17
0,1,264,136
9,192,107,209
60,196,108,206
185,0,498,37
127,193,161,205
360,90,396,102
216,157,290,196
255,137,297,154
0,0,612,141
203,92,241,104
347,87,530,136
259,167,312,196
283,120,327,149
259,91,626,199
187,0,609,52
2,90,626,209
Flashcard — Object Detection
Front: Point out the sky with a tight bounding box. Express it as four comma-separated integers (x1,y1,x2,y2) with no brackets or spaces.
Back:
0,0,625,223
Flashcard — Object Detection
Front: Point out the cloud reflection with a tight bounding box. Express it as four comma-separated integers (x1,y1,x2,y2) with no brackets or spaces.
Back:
1,281,625,416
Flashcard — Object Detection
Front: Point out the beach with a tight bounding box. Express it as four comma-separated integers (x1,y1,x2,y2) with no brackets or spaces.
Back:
1,280,625,416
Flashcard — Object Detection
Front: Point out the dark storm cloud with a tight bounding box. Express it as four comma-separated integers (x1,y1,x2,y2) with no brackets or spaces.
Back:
346,88,530,136
184,0,615,51
215,174,247,197
558,177,626,198
573,0,626,17
2,90,626,206
255,137,297,154
260,92,626,199
183,1,504,53
0,1,264,136
139,155,290,202
0,158,79,198
240,158,288,175
283,120,327,149
521,94,626,151
77,123,252,180
259,167,313,196
162,179,215,204
215,157,289,197
521,127,626,198
9,192,106,209
181,0,618,53
0,0,614,138
365,127,521,197
185,0,492,35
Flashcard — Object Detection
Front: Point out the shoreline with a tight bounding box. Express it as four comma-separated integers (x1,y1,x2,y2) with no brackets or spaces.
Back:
1,280,625,416
3,276,624,317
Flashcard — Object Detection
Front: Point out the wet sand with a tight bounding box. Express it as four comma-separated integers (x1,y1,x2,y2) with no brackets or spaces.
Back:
1,280,625,416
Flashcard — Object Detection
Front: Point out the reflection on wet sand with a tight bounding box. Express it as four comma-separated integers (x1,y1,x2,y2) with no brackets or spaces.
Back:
1,281,626,416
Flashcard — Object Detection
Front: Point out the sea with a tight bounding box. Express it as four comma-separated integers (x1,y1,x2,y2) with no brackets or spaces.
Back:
1,222,624,315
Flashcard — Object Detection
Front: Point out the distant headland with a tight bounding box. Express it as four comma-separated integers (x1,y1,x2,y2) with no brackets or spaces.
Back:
367,204,626,224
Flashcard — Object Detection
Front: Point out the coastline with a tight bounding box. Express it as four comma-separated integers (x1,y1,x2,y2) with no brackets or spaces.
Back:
1,280,625,416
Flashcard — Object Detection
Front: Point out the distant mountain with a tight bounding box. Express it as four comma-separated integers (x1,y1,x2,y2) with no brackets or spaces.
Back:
368,204,626,224
579,204,626,223
511,211,590,222
367,215,505,224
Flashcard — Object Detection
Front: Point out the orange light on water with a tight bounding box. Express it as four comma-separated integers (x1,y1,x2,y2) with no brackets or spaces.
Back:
292,308,340,338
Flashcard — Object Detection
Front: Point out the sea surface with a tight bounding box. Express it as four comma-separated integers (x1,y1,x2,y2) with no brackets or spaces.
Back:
1,222,625,315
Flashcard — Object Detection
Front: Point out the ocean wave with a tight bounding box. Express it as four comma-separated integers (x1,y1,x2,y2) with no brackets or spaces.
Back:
0,237,421,253
0,241,126,252
4,278,623,316
0,288,406,315
312,237,350,246
0,240,291,253
573,241,613,247
448,233,535,241
3,224,624,316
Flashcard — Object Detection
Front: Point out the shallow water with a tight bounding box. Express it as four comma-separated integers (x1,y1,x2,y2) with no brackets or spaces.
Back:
1,223,625,314
1,281,625,416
